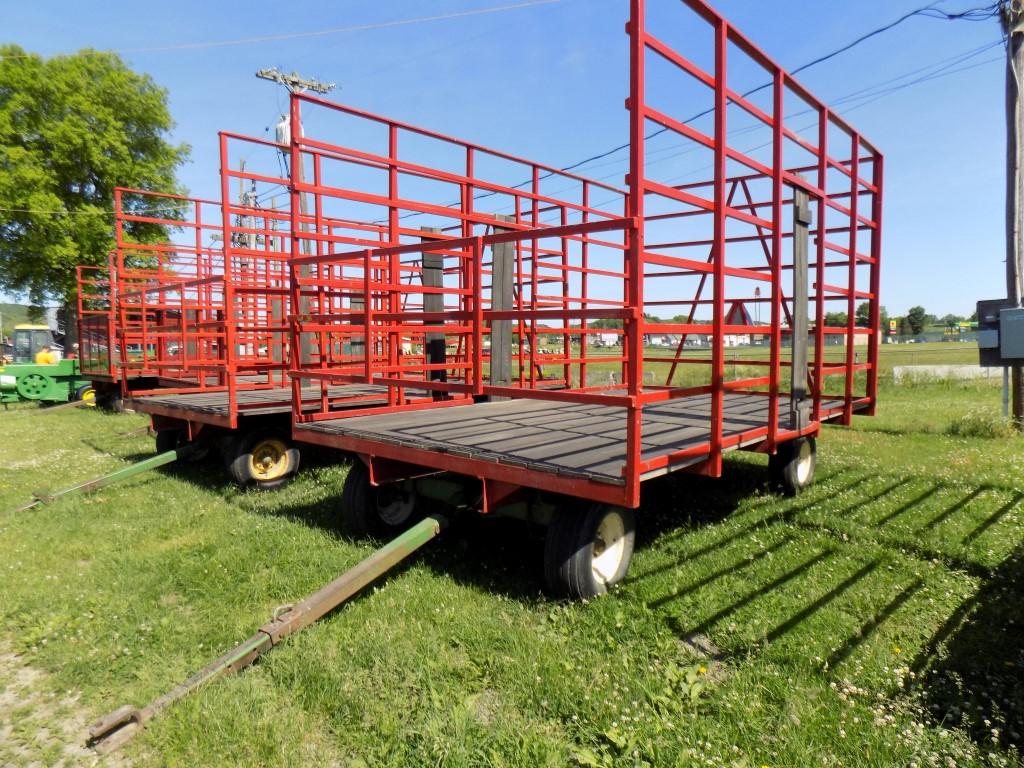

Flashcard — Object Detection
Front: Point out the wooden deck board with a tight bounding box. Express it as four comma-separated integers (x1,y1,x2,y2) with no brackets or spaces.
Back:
130,384,393,418
296,393,852,484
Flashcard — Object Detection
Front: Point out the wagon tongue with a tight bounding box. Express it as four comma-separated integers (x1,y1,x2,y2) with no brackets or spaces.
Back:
86,514,448,754
87,705,145,753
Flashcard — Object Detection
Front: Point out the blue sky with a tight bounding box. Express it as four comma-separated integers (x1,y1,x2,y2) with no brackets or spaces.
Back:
1,0,1009,317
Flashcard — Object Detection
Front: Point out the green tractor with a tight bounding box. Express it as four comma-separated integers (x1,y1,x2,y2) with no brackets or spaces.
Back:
0,325,95,406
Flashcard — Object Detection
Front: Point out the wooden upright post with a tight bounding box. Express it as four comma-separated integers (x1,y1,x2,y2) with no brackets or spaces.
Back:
791,183,811,430
489,214,516,398
420,227,447,392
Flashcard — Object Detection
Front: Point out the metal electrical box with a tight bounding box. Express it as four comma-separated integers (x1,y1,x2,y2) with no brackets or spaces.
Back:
977,298,1024,366
1001,308,1024,360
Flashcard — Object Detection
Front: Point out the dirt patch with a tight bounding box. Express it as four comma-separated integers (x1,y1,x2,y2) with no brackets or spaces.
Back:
468,688,502,726
0,643,129,767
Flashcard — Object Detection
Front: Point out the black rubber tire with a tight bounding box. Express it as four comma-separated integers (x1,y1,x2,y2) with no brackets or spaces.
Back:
226,429,300,490
340,460,418,538
544,504,636,600
155,429,211,463
769,436,817,496
155,429,183,454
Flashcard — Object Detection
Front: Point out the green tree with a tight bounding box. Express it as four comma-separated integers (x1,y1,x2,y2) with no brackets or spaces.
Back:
854,301,888,332
906,306,927,335
0,46,188,309
824,311,848,328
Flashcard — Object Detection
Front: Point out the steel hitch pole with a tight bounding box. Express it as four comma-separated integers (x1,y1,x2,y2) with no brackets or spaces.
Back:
87,514,448,754
9,446,192,514
2,399,93,419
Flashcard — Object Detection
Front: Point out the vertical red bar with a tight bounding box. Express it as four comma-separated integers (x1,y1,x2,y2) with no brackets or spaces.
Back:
287,96,305,422
472,236,485,397
844,134,861,425
708,17,728,477
624,0,646,506
388,124,401,406
363,249,373,383
580,182,590,389
813,108,828,423
219,132,238,427
767,68,784,452
866,152,884,415
560,205,571,386
314,152,329,411
530,166,540,388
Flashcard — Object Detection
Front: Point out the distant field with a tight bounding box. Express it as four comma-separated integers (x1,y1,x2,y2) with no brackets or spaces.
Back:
0,375,1021,767
529,341,983,388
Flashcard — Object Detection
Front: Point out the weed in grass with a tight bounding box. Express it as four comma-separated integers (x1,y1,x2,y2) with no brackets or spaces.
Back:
948,408,1017,439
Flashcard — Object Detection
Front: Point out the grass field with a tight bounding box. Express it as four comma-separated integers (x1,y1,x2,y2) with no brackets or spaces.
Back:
1,351,1022,766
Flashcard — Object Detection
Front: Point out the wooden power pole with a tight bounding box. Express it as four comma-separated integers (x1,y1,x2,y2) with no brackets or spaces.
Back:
255,69,336,378
1004,1,1024,427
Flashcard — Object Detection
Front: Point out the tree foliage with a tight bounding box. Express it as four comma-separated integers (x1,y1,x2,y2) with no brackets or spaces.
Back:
906,306,928,335
0,46,188,306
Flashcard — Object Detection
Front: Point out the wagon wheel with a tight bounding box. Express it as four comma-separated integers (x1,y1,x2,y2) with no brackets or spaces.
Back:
16,372,55,401
769,437,816,496
226,430,300,490
544,503,635,600
340,460,418,538
155,429,212,463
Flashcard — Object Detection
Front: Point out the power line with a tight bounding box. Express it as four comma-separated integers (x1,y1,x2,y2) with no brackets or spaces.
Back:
0,0,569,60
390,2,1006,224
558,2,1001,177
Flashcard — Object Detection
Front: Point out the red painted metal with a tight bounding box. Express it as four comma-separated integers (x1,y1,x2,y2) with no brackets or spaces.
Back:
286,0,883,508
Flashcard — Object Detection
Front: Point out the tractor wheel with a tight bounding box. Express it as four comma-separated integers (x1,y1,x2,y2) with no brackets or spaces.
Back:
74,384,96,407
769,436,816,496
16,372,55,401
226,430,300,490
544,504,635,600
340,460,418,538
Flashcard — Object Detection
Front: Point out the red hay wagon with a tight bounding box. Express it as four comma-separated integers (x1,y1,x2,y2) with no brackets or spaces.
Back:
282,0,883,597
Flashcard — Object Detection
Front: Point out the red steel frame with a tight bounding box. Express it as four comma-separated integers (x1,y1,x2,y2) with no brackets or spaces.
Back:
112,188,227,394
77,254,119,382
115,149,296,428
284,93,625,417
288,0,883,510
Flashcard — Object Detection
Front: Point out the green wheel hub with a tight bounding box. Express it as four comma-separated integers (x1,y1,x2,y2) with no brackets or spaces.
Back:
16,372,55,400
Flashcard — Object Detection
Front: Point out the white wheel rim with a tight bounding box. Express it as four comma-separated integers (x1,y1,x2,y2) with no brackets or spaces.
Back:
795,441,813,485
592,511,627,585
376,487,415,526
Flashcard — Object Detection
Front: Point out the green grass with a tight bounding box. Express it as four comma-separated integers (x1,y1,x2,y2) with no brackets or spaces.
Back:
0,372,1022,767
537,341,984,390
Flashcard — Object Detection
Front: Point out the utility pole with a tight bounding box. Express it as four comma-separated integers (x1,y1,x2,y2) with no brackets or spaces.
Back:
1004,2,1024,428
255,68,336,378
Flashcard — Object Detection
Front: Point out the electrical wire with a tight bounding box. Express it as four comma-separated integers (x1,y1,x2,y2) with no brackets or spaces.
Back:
0,0,569,60
390,1,1009,224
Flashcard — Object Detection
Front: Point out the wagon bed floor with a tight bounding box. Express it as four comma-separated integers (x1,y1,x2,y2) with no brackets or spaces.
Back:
130,384,395,418
296,392,854,485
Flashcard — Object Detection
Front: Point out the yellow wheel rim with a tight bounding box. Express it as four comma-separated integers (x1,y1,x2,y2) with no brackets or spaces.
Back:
81,388,96,407
249,438,289,481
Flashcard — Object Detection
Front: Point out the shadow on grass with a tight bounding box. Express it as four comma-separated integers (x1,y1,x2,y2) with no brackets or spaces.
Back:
641,471,1024,683
913,543,1024,752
